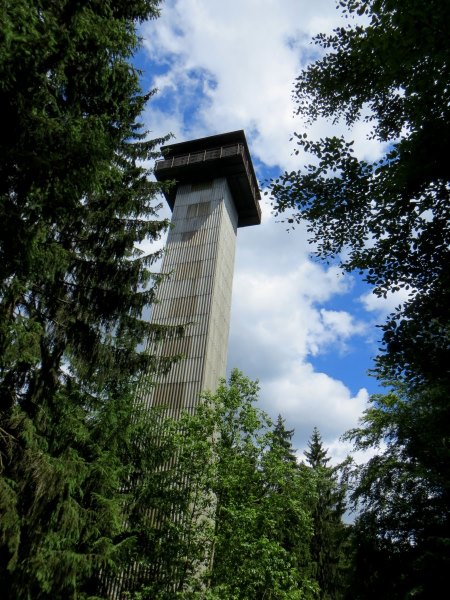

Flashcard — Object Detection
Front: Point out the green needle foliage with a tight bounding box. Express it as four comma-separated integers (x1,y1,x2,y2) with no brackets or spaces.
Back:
0,1,181,597
304,428,351,600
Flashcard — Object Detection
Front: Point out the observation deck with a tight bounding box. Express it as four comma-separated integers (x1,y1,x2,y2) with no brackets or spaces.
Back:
154,130,261,227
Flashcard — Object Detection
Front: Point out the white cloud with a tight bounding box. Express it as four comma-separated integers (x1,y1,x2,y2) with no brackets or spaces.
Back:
261,363,369,461
228,197,370,455
230,201,366,360
142,0,383,174
360,287,412,318
325,437,387,468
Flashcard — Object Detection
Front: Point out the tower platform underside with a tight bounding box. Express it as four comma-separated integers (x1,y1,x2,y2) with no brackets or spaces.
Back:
155,130,261,227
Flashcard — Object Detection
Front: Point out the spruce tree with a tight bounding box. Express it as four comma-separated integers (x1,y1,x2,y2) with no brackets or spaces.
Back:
272,414,298,466
0,1,179,598
263,415,317,595
304,428,350,600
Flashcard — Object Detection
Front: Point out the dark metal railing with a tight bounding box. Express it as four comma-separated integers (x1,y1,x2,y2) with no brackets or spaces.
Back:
155,143,259,202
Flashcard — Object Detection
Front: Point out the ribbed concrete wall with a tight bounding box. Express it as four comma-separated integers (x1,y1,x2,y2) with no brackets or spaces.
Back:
143,177,238,415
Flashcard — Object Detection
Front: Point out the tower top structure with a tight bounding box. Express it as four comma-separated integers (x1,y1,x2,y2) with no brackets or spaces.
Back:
154,130,261,227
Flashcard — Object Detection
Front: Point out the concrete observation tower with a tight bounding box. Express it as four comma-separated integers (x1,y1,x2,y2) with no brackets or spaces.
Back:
146,130,261,414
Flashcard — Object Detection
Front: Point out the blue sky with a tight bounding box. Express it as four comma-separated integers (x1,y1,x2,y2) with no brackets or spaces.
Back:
135,0,406,462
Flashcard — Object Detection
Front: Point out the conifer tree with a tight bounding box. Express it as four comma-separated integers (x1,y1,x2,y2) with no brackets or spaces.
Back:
304,428,351,600
304,428,331,470
262,415,317,595
0,1,180,597
272,414,298,466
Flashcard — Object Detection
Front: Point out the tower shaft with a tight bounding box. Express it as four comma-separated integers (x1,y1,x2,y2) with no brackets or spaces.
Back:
146,177,238,413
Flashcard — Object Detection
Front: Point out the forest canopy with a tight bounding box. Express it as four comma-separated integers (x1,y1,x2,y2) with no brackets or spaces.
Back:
269,1,450,597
